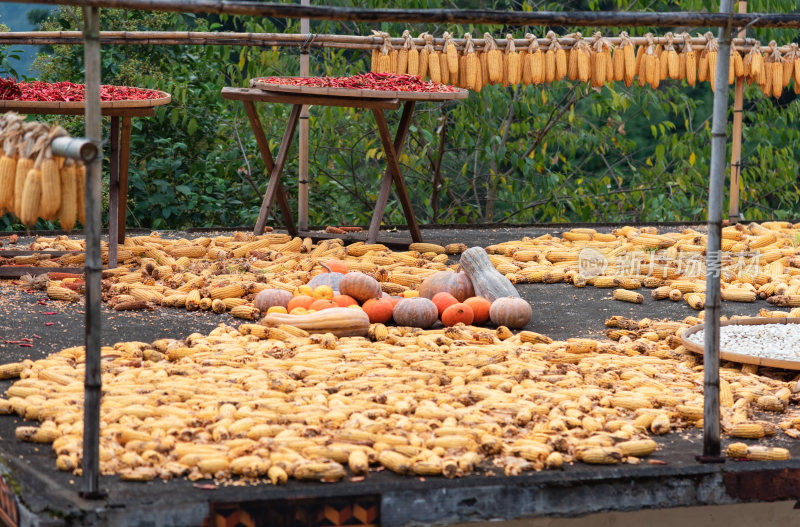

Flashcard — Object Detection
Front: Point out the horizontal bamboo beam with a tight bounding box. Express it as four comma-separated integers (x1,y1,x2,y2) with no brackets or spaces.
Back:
9,1,800,29
0,30,793,53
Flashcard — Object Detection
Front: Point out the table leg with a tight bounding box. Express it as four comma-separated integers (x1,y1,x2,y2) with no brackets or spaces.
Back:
108,116,120,269
242,101,298,236
118,117,132,247
371,107,422,243
367,101,416,244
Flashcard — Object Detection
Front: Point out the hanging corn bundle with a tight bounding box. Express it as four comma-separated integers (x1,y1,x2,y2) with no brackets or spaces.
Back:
404,30,419,76
484,33,502,85
765,41,784,99
503,34,521,87
418,32,432,80
0,114,22,215
463,33,479,91
591,33,613,88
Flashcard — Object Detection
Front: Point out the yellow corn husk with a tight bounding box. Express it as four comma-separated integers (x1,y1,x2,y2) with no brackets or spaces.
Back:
58,161,77,231
613,289,644,304
39,156,60,220
618,439,657,457
745,446,791,462
580,447,623,465
721,289,756,302
19,167,42,227
729,422,765,439
0,155,15,212
13,156,33,218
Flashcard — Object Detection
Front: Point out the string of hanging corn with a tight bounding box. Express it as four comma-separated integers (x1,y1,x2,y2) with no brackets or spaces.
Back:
369,30,800,99
0,112,85,229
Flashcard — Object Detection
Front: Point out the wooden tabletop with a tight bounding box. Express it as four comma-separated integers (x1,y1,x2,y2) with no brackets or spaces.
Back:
0,91,171,115
249,78,469,102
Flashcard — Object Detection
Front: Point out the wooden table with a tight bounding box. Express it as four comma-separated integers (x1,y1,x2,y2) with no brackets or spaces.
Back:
0,93,170,271
221,82,468,243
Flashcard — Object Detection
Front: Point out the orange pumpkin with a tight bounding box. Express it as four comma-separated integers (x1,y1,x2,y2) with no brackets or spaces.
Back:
322,260,348,274
362,297,394,323
441,303,474,326
419,270,475,302
309,298,338,311
340,272,382,303
431,292,459,318
463,296,491,325
387,296,404,308
287,295,315,312
332,294,358,308
392,297,438,329
489,297,532,329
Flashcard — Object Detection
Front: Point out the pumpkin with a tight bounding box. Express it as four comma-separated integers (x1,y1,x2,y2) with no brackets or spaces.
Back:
431,292,459,318
362,297,394,323
287,295,315,312
489,297,532,329
261,307,369,337
309,298,337,311
441,303,474,327
339,272,382,303
332,294,358,308
253,288,293,312
308,271,343,292
419,270,475,302
321,260,348,274
392,297,439,329
459,247,520,302
464,296,491,325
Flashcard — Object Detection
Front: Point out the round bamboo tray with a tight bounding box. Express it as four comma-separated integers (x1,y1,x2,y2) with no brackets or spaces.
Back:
250,78,469,101
681,317,800,370
0,90,171,110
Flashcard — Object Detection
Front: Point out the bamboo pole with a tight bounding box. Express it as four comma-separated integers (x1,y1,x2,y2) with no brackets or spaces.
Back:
298,0,310,231
80,5,105,499
728,1,747,224
701,0,733,463
8,1,800,28
0,30,791,53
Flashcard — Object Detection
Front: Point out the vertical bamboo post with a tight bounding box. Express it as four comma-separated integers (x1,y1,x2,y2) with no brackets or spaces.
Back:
80,5,105,498
701,0,733,462
297,0,310,231
728,1,746,224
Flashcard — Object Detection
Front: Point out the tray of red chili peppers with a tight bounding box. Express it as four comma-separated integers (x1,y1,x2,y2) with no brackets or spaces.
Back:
250,73,468,101
0,78,170,108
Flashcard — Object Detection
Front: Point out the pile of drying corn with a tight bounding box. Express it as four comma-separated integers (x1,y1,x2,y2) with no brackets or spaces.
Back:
13,221,800,315
483,221,800,312
1,316,797,483
23,234,465,313
0,112,84,229
372,29,800,98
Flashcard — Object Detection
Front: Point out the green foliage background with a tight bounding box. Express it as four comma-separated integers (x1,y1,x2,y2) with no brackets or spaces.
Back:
1,0,799,231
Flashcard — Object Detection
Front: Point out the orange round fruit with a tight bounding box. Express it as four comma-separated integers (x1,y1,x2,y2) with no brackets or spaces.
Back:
287,295,315,312
322,259,348,274
441,302,474,327
332,294,358,308
431,292,459,318
309,299,337,311
362,297,394,324
463,296,491,325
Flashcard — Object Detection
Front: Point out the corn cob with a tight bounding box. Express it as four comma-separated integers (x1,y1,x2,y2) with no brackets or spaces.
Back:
406,32,419,76
39,148,61,220
396,30,411,75
20,163,42,227
618,439,657,457
0,119,20,212
439,50,449,84
591,34,611,88
729,422,765,439
503,34,521,86
58,160,77,231
419,33,432,80
484,33,502,84
13,154,34,218
442,31,458,78
684,35,697,87
745,446,790,462
721,289,756,302
463,33,478,90
684,293,705,310
613,289,644,304
580,447,622,464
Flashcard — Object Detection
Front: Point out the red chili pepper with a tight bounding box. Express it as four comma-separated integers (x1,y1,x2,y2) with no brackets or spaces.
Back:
45,322,54,326
256,73,460,93
21,338,32,342
32,334,41,339
4,340,21,344
19,343,33,348
43,311,57,315
0,78,160,102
